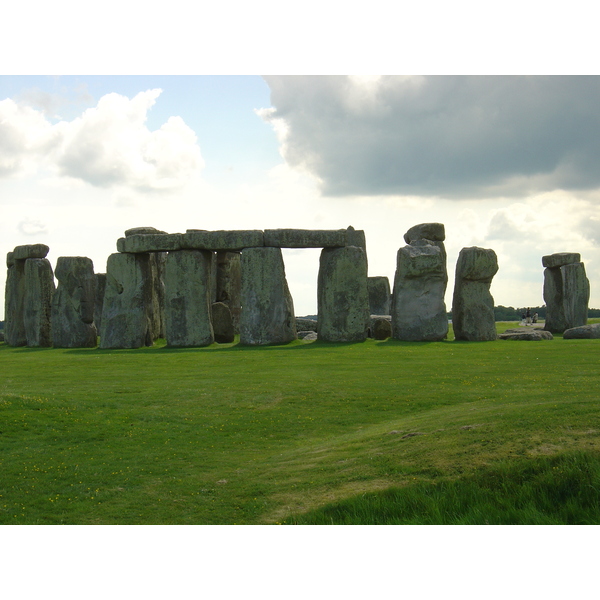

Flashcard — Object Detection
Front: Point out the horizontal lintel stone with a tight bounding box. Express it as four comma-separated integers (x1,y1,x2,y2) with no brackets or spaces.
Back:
263,229,347,248
182,230,264,251
117,233,183,253
13,244,50,260
542,252,581,269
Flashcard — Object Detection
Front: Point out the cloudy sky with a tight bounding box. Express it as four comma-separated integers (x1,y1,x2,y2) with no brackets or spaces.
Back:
3,74,600,316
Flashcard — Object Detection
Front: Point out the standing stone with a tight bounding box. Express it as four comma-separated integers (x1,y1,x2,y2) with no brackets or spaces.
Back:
211,302,235,343
391,241,448,341
100,253,154,349
4,252,27,347
368,276,391,316
164,250,214,347
215,251,242,334
404,223,447,283
317,246,369,342
239,247,296,346
543,253,589,333
94,273,106,333
452,247,498,341
51,257,97,348
371,317,392,340
23,258,55,347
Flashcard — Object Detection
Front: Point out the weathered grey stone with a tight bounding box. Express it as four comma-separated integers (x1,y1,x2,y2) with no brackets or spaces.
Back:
264,229,347,248
94,273,106,333
211,302,235,344
404,223,445,244
164,250,214,347
371,317,392,340
13,244,50,260
99,253,154,349
295,318,318,333
368,276,391,316
4,256,27,346
391,243,448,341
452,247,498,341
544,259,590,333
51,257,97,348
239,247,296,346
299,331,318,341
563,323,600,339
0,330,4,342
317,246,369,342
345,226,366,250
215,251,241,334
117,233,182,253
148,251,167,340
125,227,167,237
23,258,55,347
182,230,264,251
499,329,553,340
542,252,581,269
7,251,14,267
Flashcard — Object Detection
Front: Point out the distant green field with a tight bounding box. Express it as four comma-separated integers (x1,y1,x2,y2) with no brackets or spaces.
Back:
1,320,600,524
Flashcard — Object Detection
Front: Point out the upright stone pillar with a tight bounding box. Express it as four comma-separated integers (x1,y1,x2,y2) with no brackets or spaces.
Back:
452,247,498,341
391,241,448,341
368,276,391,316
4,252,27,347
94,273,106,334
99,252,153,349
239,247,296,346
51,257,97,348
24,258,55,347
164,249,214,347
215,251,242,333
317,246,369,342
543,252,590,333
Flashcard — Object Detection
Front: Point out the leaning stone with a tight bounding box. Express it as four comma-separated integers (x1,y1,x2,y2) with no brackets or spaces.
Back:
23,258,55,347
295,318,318,333
391,243,448,341
211,302,235,344
452,247,498,341
51,257,97,348
368,276,391,316
404,223,445,244
125,227,167,236
564,323,600,339
4,257,27,346
263,229,347,248
100,253,154,349
542,252,581,269
13,244,50,260
498,330,553,340
163,250,214,347
371,317,392,340
182,230,264,251
317,245,369,342
239,247,297,345
94,273,106,333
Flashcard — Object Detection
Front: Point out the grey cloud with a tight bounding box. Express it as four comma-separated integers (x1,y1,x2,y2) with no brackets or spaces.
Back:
262,76,600,199
18,219,48,236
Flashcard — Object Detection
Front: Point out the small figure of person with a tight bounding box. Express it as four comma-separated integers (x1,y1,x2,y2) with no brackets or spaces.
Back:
526,308,531,325
533,312,538,324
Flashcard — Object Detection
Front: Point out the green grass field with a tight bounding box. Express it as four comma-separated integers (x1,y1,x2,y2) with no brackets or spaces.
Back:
2,320,600,524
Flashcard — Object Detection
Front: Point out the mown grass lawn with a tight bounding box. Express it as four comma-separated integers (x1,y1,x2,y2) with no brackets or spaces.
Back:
1,320,600,524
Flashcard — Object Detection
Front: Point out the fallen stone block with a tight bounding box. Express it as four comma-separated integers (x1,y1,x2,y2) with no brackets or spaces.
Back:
499,330,553,340
563,323,600,339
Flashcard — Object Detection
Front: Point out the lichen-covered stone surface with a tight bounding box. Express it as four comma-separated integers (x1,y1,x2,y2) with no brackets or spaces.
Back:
404,223,445,244
317,246,369,342
51,256,97,348
164,250,214,347
263,229,347,248
94,273,106,334
368,276,391,316
13,244,50,261
23,258,55,347
452,247,498,341
182,230,265,252
99,253,154,349
239,247,296,346
391,242,448,341
211,301,235,344
4,256,27,346
563,323,600,339
215,251,241,334
499,329,553,341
